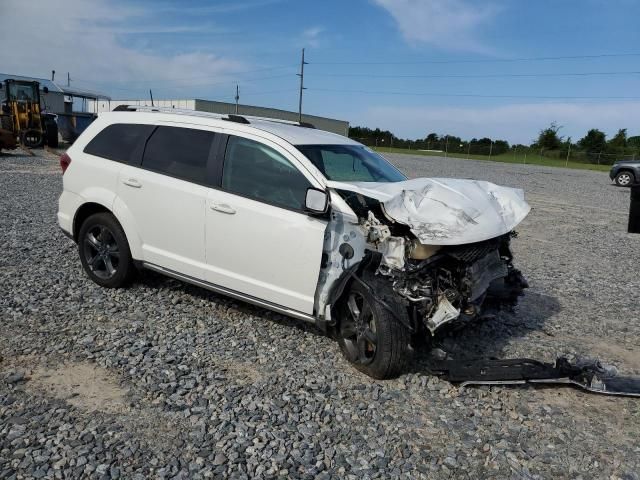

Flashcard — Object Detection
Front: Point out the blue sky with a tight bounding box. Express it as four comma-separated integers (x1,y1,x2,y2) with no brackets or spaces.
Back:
3,0,640,143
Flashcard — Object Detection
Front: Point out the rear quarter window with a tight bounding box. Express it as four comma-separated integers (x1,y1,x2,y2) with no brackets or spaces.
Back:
84,123,155,163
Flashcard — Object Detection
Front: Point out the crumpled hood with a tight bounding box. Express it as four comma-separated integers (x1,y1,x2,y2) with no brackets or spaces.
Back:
326,178,531,245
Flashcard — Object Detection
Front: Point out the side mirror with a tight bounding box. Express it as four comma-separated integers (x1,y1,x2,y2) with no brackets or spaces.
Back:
305,187,329,214
43,86,49,94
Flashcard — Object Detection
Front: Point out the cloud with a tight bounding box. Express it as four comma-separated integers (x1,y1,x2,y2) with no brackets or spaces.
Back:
372,0,498,53
358,102,640,144
156,0,283,15
302,27,325,48
0,0,244,97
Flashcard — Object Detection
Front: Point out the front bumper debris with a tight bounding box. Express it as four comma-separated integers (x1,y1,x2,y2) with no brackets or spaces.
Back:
428,356,640,397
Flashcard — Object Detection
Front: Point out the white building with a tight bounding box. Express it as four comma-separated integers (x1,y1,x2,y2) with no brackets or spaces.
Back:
89,98,349,136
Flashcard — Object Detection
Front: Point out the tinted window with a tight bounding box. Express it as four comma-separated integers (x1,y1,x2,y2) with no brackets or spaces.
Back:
222,136,311,210
142,126,215,184
84,123,154,163
296,144,406,182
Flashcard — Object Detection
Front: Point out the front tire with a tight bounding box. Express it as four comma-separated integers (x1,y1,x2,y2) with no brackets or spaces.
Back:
78,213,134,288
21,129,43,148
615,171,635,187
337,277,411,379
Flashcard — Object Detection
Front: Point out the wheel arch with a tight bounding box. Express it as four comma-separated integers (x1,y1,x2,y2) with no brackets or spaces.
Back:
73,202,111,242
73,201,142,260
327,252,382,321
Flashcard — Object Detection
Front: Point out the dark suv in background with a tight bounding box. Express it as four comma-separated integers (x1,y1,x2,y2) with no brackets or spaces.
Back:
610,160,640,187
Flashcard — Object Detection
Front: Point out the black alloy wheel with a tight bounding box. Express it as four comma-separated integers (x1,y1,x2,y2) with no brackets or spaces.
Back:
340,290,379,365
83,224,120,280
78,213,134,288
337,277,411,379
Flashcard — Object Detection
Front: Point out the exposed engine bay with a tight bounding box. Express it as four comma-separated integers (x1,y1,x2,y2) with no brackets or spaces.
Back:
315,177,531,336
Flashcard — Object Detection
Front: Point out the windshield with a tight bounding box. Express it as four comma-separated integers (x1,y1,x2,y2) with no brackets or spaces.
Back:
8,83,37,102
296,144,406,182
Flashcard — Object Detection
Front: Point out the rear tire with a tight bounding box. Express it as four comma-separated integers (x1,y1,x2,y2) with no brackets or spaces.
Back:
615,171,635,187
337,277,411,379
78,213,135,288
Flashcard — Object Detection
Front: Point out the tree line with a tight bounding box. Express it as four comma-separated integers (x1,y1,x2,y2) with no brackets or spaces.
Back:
349,124,640,165
533,123,639,163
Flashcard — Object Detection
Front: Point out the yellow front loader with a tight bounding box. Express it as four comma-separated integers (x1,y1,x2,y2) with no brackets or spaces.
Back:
0,79,58,150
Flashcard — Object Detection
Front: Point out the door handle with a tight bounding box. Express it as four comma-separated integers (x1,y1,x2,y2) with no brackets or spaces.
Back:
210,203,236,215
122,178,142,188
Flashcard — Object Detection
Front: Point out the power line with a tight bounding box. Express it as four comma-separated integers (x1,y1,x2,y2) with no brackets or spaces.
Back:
311,53,640,65
240,89,294,96
74,64,298,86
75,79,295,99
74,72,296,94
308,87,640,100
312,70,640,79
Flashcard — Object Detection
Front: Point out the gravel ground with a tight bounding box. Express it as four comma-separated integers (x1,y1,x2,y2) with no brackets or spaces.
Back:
1,149,639,479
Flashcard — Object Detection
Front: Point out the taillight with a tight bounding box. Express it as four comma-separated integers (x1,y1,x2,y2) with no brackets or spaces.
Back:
60,152,71,174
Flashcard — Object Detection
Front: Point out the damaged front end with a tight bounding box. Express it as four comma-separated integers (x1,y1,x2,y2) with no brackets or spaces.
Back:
316,178,531,338
377,230,528,334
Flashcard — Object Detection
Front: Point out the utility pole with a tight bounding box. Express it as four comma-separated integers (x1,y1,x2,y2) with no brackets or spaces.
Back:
235,84,240,114
67,72,71,87
297,48,308,123
444,135,449,158
466,143,471,159
51,70,55,82
149,89,154,107
565,137,571,167
489,141,493,159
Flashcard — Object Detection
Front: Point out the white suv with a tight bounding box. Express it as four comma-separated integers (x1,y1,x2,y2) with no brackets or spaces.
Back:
58,106,531,378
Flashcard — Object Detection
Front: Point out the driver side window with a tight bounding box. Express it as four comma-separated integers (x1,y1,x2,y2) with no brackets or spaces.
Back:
221,136,311,211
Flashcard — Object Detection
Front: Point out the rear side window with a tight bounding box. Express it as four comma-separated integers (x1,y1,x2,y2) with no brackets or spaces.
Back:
142,126,216,184
222,136,311,211
84,123,154,163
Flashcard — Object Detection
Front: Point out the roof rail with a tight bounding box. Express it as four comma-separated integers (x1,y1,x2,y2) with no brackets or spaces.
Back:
226,114,250,124
112,104,316,129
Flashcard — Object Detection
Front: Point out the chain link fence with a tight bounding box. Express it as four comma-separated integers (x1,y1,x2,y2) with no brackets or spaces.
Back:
351,137,637,166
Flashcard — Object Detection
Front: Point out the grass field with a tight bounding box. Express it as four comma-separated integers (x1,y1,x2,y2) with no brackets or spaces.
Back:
373,146,612,172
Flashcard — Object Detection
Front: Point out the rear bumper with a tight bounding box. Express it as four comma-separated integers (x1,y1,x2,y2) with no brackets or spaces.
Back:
57,190,82,239
59,225,74,241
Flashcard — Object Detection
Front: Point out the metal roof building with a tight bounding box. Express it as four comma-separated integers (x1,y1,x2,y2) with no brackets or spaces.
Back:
0,72,65,113
0,72,110,114
90,98,349,136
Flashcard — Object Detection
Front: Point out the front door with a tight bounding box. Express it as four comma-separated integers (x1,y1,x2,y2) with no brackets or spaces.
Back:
205,134,327,315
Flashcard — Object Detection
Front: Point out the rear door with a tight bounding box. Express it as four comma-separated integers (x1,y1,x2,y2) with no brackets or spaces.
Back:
117,124,218,278
204,134,327,315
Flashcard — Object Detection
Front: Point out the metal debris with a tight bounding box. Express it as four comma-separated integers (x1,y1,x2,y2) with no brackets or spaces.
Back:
429,356,640,397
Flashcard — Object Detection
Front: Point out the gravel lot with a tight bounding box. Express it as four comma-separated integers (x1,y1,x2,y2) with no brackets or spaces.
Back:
1,149,639,479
